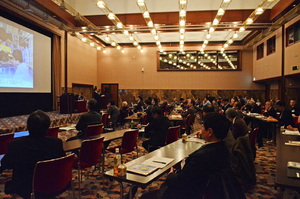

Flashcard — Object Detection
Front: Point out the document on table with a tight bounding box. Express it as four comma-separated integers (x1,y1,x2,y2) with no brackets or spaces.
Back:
285,141,300,146
187,137,205,144
288,161,300,169
142,156,174,168
282,130,300,135
59,124,76,131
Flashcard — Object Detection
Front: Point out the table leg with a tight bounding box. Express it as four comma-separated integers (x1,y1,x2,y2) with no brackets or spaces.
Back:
116,180,124,198
129,185,138,199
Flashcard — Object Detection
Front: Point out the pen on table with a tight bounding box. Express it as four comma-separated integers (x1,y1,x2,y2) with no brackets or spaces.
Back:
153,161,166,164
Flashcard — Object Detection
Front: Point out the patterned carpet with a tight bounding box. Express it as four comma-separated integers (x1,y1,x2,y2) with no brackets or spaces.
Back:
0,114,299,198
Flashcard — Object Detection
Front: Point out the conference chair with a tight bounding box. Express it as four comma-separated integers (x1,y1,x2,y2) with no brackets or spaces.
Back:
31,153,75,199
46,127,59,138
141,114,148,125
101,113,108,127
250,127,259,160
293,116,299,127
73,137,104,198
147,126,180,151
166,126,181,144
85,124,103,138
107,129,139,160
0,133,14,155
180,114,191,134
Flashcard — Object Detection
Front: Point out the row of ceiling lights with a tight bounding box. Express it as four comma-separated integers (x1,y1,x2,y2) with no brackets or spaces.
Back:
51,0,278,55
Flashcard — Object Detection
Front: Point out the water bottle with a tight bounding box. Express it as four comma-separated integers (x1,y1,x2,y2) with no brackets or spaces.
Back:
114,148,121,175
130,119,134,129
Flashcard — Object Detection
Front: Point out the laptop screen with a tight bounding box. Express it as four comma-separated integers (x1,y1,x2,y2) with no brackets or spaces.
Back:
131,102,134,107
14,131,29,138
0,154,4,167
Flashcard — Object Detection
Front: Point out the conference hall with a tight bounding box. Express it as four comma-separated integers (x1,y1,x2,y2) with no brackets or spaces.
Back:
0,0,300,198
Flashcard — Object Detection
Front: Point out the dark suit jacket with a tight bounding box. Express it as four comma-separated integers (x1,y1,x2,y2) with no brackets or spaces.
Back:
145,115,170,146
182,106,196,125
134,101,144,113
160,102,168,112
232,117,249,140
1,136,65,198
291,106,300,116
144,105,153,124
164,142,236,199
250,104,261,114
278,108,294,128
76,111,102,138
223,104,233,114
263,107,277,118
107,105,120,126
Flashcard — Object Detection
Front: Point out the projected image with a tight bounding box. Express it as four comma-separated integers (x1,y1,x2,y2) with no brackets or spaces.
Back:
0,22,33,88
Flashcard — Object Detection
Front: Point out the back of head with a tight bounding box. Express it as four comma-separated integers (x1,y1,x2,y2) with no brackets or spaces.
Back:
138,96,143,101
27,110,50,137
250,100,256,105
190,100,195,106
153,98,158,104
144,99,151,106
152,106,163,116
225,108,238,119
87,98,98,111
276,100,285,107
203,112,229,140
223,98,229,102
109,99,115,105
203,104,214,114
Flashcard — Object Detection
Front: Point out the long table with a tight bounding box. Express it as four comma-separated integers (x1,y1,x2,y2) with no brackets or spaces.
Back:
63,128,130,152
104,136,204,198
276,129,300,189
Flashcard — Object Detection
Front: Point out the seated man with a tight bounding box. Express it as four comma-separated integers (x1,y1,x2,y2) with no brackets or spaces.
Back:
276,100,294,128
0,110,65,198
140,112,245,199
181,100,196,134
133,96,144,113
290,100,300,116
107,99,120,130
225,108,248,140
142,106,170,152
67,98,102,140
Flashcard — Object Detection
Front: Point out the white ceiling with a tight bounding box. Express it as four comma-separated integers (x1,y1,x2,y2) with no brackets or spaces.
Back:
66,0,280,45
66,0,280,16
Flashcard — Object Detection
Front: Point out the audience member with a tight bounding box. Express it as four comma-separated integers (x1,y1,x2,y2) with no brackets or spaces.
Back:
233,102,244,118
140,112,245,199
119,101,130,126
290,100,300,116
77,92,85,101
226,108,249,140
144,99,153,124
0,110,65,198
151,98,159,107
202,97,211,106
263,101,277,118
222,98,232,113
276,100,294,128
107,99,120,130
182,100,196,134
67,98,102,140
142,107,170,152
159,97,168,112
249,100,261,114
133,96,144,113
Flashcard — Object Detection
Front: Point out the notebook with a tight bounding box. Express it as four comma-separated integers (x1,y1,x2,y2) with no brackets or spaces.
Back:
127,163,158,176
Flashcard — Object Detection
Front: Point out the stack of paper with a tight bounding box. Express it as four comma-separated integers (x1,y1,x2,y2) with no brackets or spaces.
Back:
126,156,174,175
288,161,300,169
282,130,300,135
285,141,300,146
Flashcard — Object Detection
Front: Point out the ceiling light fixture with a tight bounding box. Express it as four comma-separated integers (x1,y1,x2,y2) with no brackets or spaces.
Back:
108,13,115,20
246,18,253,25
117,22,123,28
154,35,159,40
180,10,186,17
143,11,150,18
97,1,105,8
129,35,134,41
137,0,145,6
213,19,219,25
97,46,101,50
239,27,245,32
180,20,185,26
206,34,211,39
255,7,264,15
124,30,129,35
233,32,238,38
82,38,87,42
151,29,156,34
117,46,121,50
147,21,153,27
217,8,225,16
209,27,215,33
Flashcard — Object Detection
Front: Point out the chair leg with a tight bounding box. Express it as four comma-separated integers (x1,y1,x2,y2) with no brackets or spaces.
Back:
136,144,138,158
71,180,76,199
78,167,81,199
30,193,34,199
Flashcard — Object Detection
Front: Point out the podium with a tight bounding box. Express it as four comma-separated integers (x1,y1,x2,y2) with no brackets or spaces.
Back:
60,93,75,114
